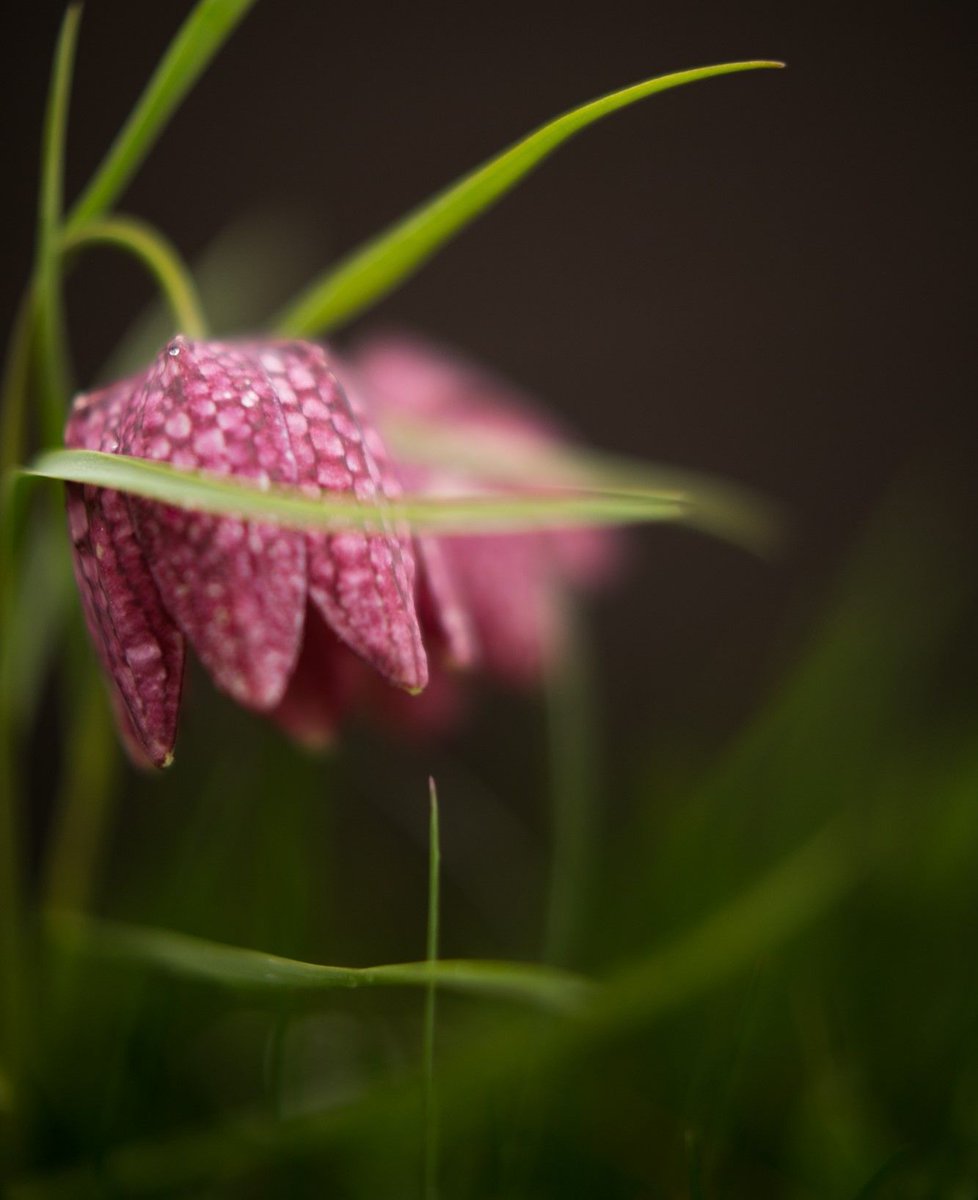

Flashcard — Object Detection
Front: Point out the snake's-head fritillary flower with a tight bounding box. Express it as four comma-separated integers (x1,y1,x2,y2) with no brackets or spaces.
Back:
65,336,427,768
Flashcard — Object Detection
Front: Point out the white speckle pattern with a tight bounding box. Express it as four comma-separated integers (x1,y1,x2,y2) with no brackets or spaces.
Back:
65,375,185,767
164,411,192,439
118,337,307,711
254,340,426,692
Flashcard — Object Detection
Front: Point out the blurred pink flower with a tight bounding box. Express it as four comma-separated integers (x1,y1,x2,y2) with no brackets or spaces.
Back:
353,334,617,679
65,336,426,767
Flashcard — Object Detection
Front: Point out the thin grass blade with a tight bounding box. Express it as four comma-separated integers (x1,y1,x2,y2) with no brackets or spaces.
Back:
21,449,692,534
383,416,785,555
274,60,782,337
48,913,592,1012
35,3,82,440
65,0,258,234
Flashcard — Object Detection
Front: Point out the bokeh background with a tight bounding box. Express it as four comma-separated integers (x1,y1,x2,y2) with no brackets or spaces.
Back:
2,2,977,1196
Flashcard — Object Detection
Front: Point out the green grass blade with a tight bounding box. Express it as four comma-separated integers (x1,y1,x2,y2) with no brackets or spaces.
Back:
65,0,259,235
48,913,591,1012
21,448,691,534
0,8,81,1138
426,779,442,974
383,415,785,555
274,60,783,337
35,3,82,443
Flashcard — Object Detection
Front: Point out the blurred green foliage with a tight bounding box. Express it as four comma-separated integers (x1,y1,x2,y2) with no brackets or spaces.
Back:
2,489,973,1199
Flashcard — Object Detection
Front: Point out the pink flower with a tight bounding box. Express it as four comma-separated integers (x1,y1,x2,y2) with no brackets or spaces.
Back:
66,333,618,763
65,336,427,767
270,334,619,747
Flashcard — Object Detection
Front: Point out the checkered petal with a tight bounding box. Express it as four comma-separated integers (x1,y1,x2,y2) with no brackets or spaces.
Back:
66,376,185,767
117,338,307,711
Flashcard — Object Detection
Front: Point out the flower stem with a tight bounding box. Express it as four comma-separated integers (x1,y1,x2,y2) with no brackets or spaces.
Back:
63,216,208,340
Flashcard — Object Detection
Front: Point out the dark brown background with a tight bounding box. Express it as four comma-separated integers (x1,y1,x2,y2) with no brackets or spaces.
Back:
3,1,975,746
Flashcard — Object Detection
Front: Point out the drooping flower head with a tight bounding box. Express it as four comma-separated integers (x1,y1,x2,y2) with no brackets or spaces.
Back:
66,337,426,767
66,333,619,764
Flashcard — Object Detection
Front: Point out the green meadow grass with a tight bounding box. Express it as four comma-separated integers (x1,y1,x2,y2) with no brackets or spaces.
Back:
8,495,975,1199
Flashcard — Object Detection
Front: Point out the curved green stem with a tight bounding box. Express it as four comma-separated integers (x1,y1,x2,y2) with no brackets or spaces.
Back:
63,217,208,339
